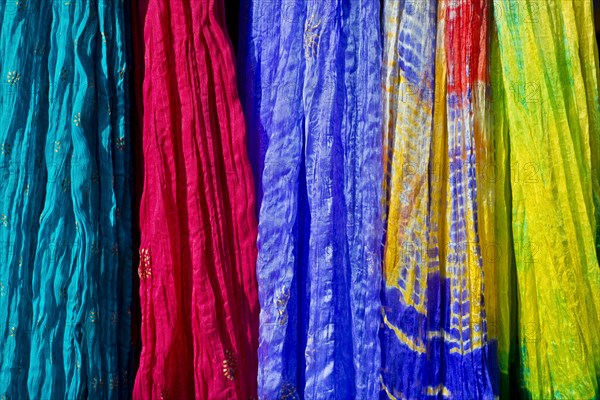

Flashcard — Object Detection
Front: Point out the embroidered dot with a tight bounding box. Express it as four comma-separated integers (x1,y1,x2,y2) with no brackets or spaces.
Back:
109,375,118,390
54,140,62,153
73,113,81,127
304,16,321,59
58,286,68,301
33,45,45,56
61,178,71,193
101,32,107,43
0,215,8,228
275,288,290,326
138,248,151,279
0,143,11,157
160,388,169,400
59,67,69,81
89,310,97,323
280,383,299,399
16,0,28,12
222,350,238,381
7,71,20,86
118,67,126,80
9,326,16,337
13,364,23,376
116,136,126,150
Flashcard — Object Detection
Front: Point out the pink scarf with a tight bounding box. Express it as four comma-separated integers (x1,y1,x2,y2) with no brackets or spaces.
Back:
132,1,259,398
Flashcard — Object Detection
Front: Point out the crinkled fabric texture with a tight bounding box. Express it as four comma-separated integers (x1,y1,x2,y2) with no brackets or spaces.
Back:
381,0,499,398
490,20,518,400
237,0,383,399
132,0,260,399
493,0,600,398
0,0,133,399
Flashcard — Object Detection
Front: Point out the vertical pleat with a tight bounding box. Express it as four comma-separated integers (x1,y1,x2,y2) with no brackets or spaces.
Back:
0,0,132,398
493,1,600,398
238,0,383,399
382,0,499,397
133,0,259,398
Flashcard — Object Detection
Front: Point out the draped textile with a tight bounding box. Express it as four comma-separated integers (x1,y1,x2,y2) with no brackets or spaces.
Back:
0,0,133,398
490,20,517,400
237,0,383,398
493,1,600,398
132,0,260,398
381,0,499,398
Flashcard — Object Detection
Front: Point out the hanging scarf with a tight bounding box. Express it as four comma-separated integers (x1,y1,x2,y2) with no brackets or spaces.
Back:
237,0,384,398
381,0,499,397
493,0,600,397
133,0,260,398
0,1,133,398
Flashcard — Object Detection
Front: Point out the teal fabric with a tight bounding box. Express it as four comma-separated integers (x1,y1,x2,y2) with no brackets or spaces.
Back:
0,1,132,398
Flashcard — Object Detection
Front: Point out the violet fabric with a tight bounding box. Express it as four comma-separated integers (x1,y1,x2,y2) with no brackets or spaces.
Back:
237,1,384,398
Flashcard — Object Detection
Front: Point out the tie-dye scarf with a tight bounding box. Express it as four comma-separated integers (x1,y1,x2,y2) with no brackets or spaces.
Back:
381,0,499,398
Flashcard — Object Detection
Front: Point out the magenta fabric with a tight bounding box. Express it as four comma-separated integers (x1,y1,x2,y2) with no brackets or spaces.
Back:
132,1,259,399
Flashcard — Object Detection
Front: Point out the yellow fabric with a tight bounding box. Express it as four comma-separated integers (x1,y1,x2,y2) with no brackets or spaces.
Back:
493,0,600,397
490,20,517,398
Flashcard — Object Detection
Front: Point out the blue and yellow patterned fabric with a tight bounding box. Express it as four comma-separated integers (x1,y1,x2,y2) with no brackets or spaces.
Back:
381,0,499,398
0,1,132,398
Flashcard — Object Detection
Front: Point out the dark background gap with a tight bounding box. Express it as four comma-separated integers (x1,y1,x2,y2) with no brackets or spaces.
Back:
226,1,241,52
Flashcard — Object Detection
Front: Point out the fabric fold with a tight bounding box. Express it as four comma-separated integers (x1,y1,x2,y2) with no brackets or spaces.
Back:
381,0,499,398
133,0,260,398
238,0,383,398
493,1,600,397
0,0,133,398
